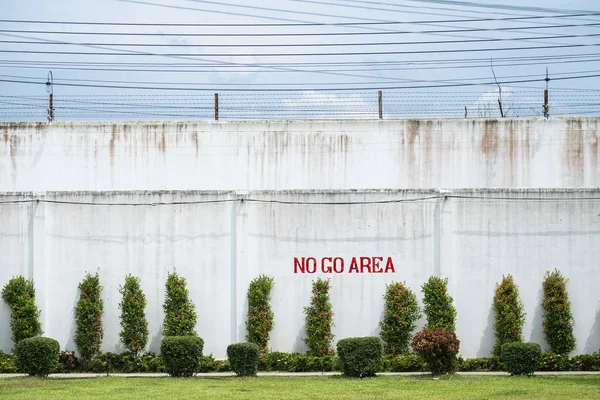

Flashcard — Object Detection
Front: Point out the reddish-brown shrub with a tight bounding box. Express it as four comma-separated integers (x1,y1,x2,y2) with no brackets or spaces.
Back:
411,328,460,375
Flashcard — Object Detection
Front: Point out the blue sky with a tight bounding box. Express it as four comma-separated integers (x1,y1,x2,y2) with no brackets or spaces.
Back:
1,0,599,120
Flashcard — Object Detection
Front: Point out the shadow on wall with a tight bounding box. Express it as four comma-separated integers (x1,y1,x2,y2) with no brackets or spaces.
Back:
150,332,162,354
371,307,384,338
65,294,78,352
530,289,549,351
293,324,307,354
0,303,12,352
237,297,249,345
477,302,495,357
584,305,600,353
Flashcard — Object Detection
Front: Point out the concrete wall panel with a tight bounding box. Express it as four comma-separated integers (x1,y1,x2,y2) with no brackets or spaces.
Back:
2,118,600,190
1,189,599,358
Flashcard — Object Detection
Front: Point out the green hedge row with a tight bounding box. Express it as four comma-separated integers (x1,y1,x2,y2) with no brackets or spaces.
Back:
0,271,580,376
1,272,578,358
3,349,600,374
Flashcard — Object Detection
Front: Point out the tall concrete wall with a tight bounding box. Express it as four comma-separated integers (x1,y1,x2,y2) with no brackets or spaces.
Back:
2,118,599,191
1,189,599,358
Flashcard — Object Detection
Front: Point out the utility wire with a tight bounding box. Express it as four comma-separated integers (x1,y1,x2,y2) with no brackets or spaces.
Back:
0,12,598,27
3,56,600,74
3,41,600,56
2,52,599,67
403,0,599,14
2,22,599,37
5,68,600,86
1,193,599,206
117,0,599,43
1,72,600,91
4,31,600,47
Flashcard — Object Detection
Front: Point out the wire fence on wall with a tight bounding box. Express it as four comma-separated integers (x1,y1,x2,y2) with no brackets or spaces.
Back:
1,88,600,122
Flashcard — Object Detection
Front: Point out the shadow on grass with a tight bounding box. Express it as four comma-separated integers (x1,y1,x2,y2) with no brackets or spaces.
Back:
537,376,600,387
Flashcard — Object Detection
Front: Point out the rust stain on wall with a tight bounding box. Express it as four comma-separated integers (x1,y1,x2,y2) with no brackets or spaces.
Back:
158,124,166,153
407,120,420,147
423,121,434,183
338,134,348,153
191,130,199,156
123,124,131,141
109,125,117,164
407,120,420,166
508,121,516,185
591,130,598,172
175,122,184,147
481,120,498,155
565,119,584,186
9,134,20,171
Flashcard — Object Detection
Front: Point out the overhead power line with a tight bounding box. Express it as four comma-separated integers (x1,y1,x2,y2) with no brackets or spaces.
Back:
5,68,600,87
4,42,600,57
2,72,600,92
288,0,600,20
1,193,599,206
4,56,600,73
403,0,600,14
3,21,600,37
0,12,598,27
1,52,599,67
4,31,600,48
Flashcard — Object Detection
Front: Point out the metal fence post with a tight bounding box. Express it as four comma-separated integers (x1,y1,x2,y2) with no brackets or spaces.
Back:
215,93,219,121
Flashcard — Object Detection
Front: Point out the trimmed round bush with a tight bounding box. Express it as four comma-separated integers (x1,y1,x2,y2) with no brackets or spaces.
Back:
501,342,541,376
15,337,59,377
227,343,259,377
160,336,204,377
411,328,460,375
336,337,383,378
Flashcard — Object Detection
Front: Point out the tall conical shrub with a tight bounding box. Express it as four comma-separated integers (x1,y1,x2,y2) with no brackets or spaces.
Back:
1,276,42,346
304,278,334,356
119,274,149,355
74,272,104,361
379,282,420,355
422,276,457,333
542,269,575,354
246,275,274,353
162,272,197,336
493,275,526,356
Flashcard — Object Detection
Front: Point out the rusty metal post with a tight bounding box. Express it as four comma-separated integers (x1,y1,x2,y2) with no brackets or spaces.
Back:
378,90,382,119
46,71,54,122
214,93,219,121
49,93,54,122
543,67,550,119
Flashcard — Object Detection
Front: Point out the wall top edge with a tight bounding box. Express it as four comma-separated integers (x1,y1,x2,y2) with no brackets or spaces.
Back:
1,116,599,128
1,188,600,197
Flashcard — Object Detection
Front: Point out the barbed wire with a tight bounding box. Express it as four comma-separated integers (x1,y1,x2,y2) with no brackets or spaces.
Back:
2,87,600,121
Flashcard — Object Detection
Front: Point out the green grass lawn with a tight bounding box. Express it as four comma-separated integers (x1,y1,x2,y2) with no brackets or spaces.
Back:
0,375,599,399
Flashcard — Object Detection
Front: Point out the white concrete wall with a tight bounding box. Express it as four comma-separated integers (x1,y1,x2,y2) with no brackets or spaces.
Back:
1,189,599,358
2,118,599,191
